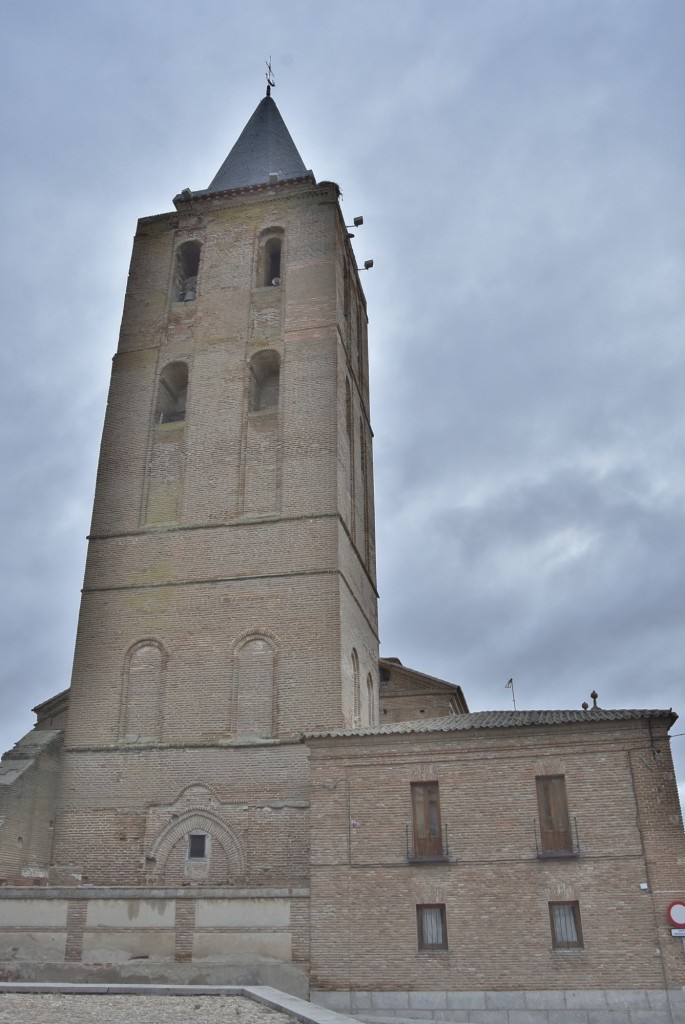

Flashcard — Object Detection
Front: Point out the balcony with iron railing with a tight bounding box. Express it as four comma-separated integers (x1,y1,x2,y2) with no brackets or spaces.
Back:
533,816,580,858
406,824,450,863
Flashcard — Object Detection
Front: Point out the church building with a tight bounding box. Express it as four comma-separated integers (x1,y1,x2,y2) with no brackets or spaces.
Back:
0,88,683,1024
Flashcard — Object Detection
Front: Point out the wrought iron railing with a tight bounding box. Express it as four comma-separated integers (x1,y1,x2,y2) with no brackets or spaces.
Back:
533,816,580,858
406,824,450,862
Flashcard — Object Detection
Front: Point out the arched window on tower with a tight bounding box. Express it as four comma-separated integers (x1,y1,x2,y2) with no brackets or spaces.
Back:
264,237,282,286
155,362,189,424
249,350,280,412
174,241,201,302
257,229,284,288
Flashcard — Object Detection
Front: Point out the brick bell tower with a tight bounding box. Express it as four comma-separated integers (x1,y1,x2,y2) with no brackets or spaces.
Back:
50,88,378,888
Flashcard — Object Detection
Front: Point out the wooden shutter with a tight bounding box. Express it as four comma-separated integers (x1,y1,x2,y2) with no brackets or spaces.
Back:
536,775,572,853
411,782,443,858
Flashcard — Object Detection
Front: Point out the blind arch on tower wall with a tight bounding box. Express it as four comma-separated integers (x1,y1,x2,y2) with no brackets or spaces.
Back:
120,639,167,742
367,673,377,726
233,634,276,737
249,350,280,412
352,648,361,727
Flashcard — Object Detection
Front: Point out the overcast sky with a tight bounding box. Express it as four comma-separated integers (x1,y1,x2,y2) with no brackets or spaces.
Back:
1,1,684,799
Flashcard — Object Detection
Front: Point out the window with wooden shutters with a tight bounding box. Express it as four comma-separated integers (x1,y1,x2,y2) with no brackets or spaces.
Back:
411,782,444,859
416,904,448,950
536,775,573,855
549,901,583,949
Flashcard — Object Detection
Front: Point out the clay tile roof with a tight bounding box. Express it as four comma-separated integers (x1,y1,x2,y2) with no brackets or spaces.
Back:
306,707,676,740
204,95,312,194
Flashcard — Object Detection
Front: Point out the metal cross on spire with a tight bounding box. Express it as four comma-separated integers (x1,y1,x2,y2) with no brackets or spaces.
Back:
265,57,275,97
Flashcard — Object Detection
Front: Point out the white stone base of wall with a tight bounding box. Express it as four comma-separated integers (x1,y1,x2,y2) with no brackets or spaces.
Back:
0,888,309,1000
311,989,685,1024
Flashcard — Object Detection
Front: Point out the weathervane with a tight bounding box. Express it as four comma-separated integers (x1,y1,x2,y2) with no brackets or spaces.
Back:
265,57,275,97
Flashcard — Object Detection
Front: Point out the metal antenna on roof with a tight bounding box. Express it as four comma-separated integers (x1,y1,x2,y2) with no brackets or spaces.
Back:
505,678,517,711
265,57,275,97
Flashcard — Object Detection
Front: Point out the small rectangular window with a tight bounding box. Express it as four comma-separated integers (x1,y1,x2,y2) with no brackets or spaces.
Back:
188,833,207,859
411,782,444,859
417,904,448,950
549,901,583,949
536,775,573,854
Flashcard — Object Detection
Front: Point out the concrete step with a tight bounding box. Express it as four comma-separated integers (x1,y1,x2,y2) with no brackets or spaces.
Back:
0,958,310,1000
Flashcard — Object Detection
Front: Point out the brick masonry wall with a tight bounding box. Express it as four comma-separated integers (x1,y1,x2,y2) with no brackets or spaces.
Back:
0,174,382,995
50,179,379,886
379,666,465,724
0,731,63,882
51,742,311,887
627,728,685,989
308,716,685,993
69,180,378,745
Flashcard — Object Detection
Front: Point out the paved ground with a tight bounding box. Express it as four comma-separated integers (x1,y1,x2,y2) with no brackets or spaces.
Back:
0,993,294,1024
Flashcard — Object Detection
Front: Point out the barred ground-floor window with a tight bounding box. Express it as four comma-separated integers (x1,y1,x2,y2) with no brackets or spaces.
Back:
549,900,583,949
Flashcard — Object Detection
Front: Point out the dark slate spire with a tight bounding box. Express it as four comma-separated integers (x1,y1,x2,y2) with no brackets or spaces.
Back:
206,95,313,194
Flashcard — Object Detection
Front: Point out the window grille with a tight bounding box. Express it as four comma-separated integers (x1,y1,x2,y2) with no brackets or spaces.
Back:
549,901,583,948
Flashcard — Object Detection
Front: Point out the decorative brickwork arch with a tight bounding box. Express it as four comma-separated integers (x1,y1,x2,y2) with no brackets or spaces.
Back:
148,808,246,877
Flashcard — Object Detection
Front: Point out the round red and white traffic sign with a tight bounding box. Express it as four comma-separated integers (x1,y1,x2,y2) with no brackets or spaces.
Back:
667,901,685,927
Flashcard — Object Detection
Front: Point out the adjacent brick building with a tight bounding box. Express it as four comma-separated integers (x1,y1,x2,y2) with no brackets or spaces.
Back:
1,89,683,1022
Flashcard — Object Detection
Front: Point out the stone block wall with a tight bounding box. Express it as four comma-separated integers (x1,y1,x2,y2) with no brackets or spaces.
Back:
312,987,685,1024
0,888,309,996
